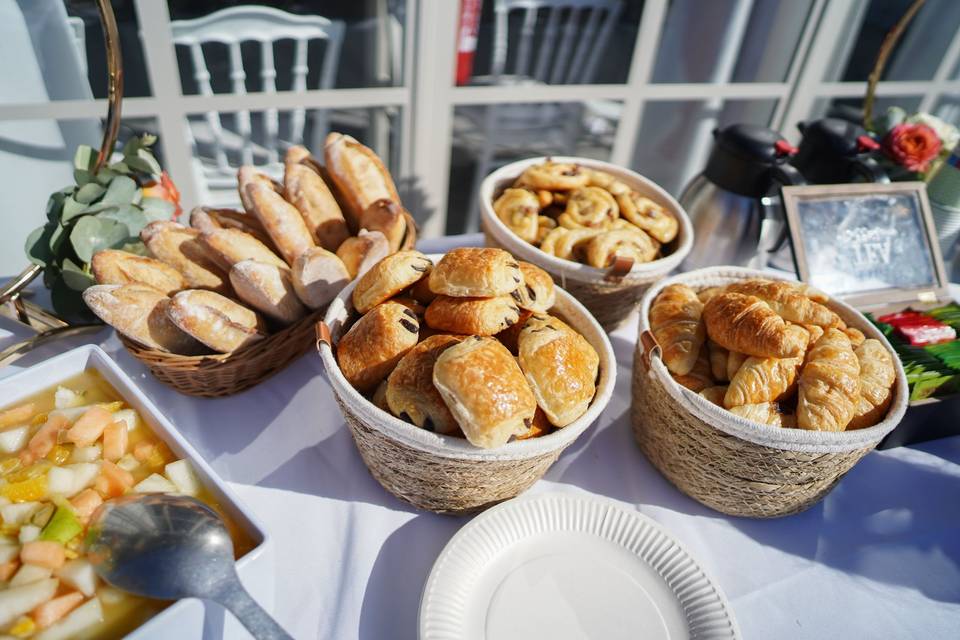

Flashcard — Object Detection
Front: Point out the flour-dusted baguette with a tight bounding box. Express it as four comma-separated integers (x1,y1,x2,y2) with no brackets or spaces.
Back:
359,199,408,254
229,260,308,326
237,166,284,214
91,250,186,295
292,247,351,311
244,181,316,266
140,221,231,295
189,206,276,250
284,145,351,251
199,228,288,270
324,132,400,227
167,289,267,353
335,229,391,279
83,284,204,354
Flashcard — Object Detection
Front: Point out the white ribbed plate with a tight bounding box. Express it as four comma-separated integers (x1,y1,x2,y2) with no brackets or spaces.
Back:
419,493,739,640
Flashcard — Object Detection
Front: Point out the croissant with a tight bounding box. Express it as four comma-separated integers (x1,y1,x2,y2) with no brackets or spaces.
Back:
650,284,705,375
707,340,729,382
728,402,787,427
727,350,747,381
697,286,723,304
843,326,866,347
797,329,861,431
726,279,841,328
671,345,713,391
703,293,807,358
847,338,896,429
724,355,803,408
699,385,727,406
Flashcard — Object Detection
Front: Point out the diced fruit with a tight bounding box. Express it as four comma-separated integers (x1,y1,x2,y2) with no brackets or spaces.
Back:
111,409,138,432
68,491,101,523
97,461,133,498
0,405,34,430
68,445,100,464
9,564,51,587
17,526,40,545
116,454,139,473
0,504,40,528
38,508,81,546
0,427,29,455
23,416,69,466
46,464,100,499
8,614,35,637
55,560,96,598
0,561,19,581
0,458,21,476
133,473,177,494
20,541,65,570
102,422,127,462
0,544,20,564
32,591,83,629
45,446,70,466
34,596,102,640
65,407,111,447
6,462,50,484
1,476,48,503
29,505,54,530
132,440,156,462
0,578,59,627
53,388,84,411
96,587,123,606
164,460,200,495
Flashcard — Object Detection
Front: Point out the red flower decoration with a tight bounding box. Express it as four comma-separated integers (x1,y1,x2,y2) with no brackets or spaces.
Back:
143,171,182,218
882,123,942,173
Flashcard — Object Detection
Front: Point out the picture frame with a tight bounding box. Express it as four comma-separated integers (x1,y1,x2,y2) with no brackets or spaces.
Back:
781,181,950,310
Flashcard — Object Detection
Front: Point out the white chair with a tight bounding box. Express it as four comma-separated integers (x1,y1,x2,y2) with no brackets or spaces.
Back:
67,16,86,76
460,0,623,231
170,6,345,206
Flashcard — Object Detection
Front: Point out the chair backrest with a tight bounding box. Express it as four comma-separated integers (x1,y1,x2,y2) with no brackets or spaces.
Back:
67,16,87,76
491,0,623,85
170,6,345,171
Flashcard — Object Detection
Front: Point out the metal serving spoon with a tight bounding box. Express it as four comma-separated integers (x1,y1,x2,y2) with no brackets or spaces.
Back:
85,494,292,640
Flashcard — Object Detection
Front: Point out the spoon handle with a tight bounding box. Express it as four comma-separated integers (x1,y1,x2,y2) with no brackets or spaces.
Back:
216,579,293,640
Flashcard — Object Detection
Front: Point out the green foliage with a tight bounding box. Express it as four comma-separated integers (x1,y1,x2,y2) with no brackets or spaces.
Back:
23,134,172,321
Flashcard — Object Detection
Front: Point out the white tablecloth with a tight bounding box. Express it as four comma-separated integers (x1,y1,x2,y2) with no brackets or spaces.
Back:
2,234,959,639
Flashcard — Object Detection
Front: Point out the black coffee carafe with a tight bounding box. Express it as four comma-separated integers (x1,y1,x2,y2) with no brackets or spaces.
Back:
791,118,889,184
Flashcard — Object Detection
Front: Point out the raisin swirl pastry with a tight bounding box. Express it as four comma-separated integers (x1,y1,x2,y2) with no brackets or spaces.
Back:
386,334,463,434
539,227,601,261
337,301,420,392
493,188,540,243
583,228,658,268
517,161,589,191
352,250,433,313
614,191,678,243
558,187,619,229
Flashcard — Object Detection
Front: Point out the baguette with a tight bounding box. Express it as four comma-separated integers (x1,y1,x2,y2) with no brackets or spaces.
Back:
189,206,276,250
335,229,391,279
140,221,231,295
91,249,186,295
237,166,284,214
292,247,351,310
83,284,204,354
244,181,316,266
284,146,351,251
167,289,266,353
229,259,307,325
200,228,288,270
359,199,408,254
324,132,400,226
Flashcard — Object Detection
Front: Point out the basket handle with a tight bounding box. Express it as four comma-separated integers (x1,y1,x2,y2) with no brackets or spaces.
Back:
315,321,332,353
639,329,661,371
604,256,634,282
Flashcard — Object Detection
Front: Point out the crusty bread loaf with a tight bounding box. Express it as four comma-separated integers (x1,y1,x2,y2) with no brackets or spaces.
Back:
167,289,267,353
91,249,186,295
140,221,231,295
335,229,391,279
229,259,307,325
237,166,284,214
189,206,276,250
324,132,401,226
284,146,351,251
244,181,316,266
292,247,351,310
359,199,408,253
200,228,288,270
83,284,204,354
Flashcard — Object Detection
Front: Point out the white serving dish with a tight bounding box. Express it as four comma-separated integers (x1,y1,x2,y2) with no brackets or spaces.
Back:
0,345,272,639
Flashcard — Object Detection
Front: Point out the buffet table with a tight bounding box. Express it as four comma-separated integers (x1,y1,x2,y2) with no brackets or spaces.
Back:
2,233,958,640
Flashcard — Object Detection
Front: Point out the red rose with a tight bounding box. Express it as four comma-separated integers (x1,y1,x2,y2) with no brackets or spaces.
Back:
142,171,182,218
882,123,942,172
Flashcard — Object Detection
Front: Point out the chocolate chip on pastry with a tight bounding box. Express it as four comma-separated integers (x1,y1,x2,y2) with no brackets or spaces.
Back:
83,284,204,355
283,146,351,252
496,308,533,355
336,229,391,280
229,259,307,326
167,289,267,353
425,295,521,336
292,247,351,311
514,261,555,313
91,249,186,295
514,406,553,440
337,301,419,393
200,228,288,271
352,250,433,314
140,221,231,295
517,314,599,427
386,334,464,434
428,247,522,297
432,336,537,448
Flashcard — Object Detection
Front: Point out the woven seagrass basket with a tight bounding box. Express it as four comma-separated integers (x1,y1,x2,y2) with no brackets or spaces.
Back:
318,253,616,515
631,267,909,518
120,308,323,397
480,156,694,331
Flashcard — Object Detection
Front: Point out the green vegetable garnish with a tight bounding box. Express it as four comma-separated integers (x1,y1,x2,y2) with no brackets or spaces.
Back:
39,506,83,544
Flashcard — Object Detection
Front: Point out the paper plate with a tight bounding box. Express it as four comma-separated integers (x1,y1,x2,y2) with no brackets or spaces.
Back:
419,493,739,640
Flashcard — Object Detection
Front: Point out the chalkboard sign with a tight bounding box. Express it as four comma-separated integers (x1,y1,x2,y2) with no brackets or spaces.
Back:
782,182,949,307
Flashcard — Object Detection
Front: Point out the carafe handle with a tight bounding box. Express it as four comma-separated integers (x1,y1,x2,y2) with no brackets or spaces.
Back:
750,163,805,270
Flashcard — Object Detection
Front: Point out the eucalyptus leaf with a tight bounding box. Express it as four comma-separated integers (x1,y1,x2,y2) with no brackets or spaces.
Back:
73,169,93,186
45,192,66,220
51,276,97,323
122,136,140,156
69,216,129,263
75,182,106,205
48,222,66,255
108,161,129,174
61,196,92,223
140,197,175,221
141,133,157,147
98,205,148,238
79,201,119,216
94,168,118,185
25,224,54,267
101,175,138,205
61,258,95,291
136,149,162,176
73,145,95,172
124,156,154,175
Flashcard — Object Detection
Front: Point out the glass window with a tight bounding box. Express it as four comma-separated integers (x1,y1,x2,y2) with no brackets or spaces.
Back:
461,1,641,86
447,100,623,233
630,99,779,197
652,0,815,83
167,1,408,90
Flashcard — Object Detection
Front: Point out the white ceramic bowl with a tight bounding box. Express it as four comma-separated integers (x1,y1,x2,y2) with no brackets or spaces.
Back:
0,345,272,639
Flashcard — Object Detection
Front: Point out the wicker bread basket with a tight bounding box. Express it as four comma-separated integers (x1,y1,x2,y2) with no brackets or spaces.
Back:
631,267,909,518
318,254,617,515
479,156,694,330
120,309,323,397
